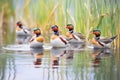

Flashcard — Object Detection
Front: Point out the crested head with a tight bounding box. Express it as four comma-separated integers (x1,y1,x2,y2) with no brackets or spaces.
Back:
92,29,101,37
33,27,40,31
16,21,23,27
66,24,74,30
51,25,59,32
33,27,41,36
93,29,101,33
51,25,59,36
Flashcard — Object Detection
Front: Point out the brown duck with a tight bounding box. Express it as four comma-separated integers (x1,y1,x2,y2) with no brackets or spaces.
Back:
16,21,31,36
65,24,86,47
50,25,68,48
91,29,117,48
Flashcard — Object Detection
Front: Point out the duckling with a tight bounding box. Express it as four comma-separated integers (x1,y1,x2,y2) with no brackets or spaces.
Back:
91,29,117,48
29,27,44,48
65,24,86,47
50,25,68,48
16,21,31,36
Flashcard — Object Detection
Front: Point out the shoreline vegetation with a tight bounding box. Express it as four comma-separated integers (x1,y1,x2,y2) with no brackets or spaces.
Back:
0,0,120,48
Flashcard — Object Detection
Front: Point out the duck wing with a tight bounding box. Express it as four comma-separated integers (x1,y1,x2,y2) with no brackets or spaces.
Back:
99,35,117,44
73,32,86,40
99,38,112,44
59,36,68,44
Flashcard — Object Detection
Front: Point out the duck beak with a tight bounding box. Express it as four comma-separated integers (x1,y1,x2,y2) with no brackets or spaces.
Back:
16,24,19,26
65,26,68,28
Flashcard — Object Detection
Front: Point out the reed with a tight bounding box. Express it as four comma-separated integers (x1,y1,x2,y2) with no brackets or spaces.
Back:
0,0,15,45
0,0,120,47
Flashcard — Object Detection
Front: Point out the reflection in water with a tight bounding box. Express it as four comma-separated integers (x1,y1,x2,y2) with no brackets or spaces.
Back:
50,47,75,69
7,57,16,80
0,53,16,80
16,35,31,44
30,47,44,68
69,42,85,49
0,54,6,80
66,49,74,60
91,48,113,67
50,47,66,69
0,47,120,80
48,47,75,80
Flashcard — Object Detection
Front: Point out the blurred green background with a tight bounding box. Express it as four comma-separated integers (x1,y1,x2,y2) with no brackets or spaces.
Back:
0,0,120,48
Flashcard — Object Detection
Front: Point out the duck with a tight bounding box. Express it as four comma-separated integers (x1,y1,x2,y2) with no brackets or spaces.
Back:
16,21,31,36
16,35,31,44
50,25,68,48
91,29,117,49
65,24,86,47
29,27,44,48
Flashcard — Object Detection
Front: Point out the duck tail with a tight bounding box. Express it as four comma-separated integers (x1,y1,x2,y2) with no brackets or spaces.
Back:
110,35,117,40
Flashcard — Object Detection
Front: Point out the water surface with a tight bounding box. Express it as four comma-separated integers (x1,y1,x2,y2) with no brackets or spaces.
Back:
0,36,120,80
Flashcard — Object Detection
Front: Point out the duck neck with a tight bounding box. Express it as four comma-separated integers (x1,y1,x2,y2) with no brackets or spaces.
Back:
69,29,74,34
95,35,100,40
54,31,59,36
19,25,23,29
36,33,41,37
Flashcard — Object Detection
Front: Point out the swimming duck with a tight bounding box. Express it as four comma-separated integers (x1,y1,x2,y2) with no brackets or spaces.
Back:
50,25,68,48
16,35,31,44
65,24,86,47
16,21,31,36
91,29,117,48
29,27,44,48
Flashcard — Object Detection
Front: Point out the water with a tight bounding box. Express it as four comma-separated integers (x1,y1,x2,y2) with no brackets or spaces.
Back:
0,36,120,80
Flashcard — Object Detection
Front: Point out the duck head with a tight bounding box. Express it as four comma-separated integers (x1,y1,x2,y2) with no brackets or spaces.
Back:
16,21,23,29
92,29,101,40
33,27,41,37
51,25,59,36
66,24,74,33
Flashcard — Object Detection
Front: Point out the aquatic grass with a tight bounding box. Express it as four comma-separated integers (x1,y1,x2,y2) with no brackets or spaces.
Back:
0,0,15,45
21,0,120,35
0,53,16,80
0,0,120,47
